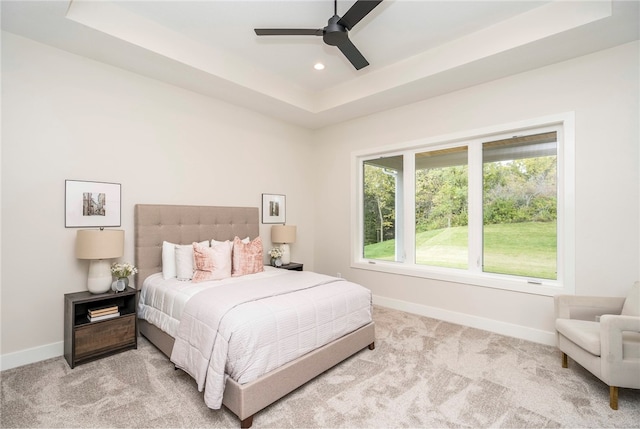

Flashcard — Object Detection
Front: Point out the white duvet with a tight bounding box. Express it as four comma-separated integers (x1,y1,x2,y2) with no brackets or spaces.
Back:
137,268,372,409
138,269,289,338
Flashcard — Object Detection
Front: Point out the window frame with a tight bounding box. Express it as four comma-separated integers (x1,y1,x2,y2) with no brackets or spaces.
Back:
351,113,575,297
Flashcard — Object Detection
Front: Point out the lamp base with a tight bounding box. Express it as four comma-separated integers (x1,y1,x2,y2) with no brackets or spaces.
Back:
87,259,112,294
280,243,291,265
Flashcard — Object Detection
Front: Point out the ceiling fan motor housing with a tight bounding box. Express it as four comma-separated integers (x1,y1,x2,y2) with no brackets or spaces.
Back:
323,15,347,46
254,0,383,69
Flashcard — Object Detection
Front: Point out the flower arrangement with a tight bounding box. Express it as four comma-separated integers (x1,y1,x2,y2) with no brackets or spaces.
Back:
268,247,283,259
110,262,138,278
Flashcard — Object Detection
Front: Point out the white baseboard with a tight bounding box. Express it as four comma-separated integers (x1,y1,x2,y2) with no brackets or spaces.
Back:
1,298,555,371
373,295,557,346
1,341,64,371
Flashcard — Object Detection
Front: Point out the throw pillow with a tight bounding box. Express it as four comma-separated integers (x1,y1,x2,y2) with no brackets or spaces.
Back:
162,241,178,279
212,237,249,246
192,241,233,282
621,281,640,317
232,236,264,277
174,241,208,281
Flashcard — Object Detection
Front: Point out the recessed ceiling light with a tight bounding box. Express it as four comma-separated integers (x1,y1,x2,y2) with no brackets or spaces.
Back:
314,63,325,71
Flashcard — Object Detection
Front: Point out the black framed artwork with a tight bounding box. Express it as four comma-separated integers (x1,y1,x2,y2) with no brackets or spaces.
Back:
262,193,286,224
65,180,121,227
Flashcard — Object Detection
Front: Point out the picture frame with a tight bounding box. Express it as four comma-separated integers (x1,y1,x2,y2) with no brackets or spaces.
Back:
65,180,121,228
262,193,286,224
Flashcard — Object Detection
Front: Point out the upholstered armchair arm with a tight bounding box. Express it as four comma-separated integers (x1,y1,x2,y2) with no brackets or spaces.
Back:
554,295,626,321
600,314,640,388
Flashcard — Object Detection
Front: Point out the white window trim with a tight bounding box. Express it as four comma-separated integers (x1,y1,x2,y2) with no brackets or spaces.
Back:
351,112,575,297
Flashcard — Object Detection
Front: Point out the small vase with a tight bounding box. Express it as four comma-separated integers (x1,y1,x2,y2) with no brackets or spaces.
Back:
111,277,129,292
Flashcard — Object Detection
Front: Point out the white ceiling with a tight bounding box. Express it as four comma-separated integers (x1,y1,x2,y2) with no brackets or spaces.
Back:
2,0,638,129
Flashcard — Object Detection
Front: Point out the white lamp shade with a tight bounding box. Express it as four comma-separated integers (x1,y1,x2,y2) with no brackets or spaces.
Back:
271,225,296,244
76,229,124,259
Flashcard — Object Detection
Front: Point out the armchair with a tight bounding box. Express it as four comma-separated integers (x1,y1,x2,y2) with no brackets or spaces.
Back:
554,281,640,409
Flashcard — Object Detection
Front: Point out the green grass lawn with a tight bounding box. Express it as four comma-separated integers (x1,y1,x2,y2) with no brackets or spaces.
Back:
364,221,557,279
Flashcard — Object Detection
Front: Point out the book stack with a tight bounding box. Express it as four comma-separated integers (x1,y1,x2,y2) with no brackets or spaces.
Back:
87,305,120,322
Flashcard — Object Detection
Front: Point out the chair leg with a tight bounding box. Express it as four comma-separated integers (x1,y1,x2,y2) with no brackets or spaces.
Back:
561,352,568,368
609,386,618,410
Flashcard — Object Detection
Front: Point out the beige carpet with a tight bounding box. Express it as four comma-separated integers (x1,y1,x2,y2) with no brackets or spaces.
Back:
2,306,639,428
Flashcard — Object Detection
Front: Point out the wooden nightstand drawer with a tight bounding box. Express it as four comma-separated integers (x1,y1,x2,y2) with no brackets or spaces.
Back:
74,314,136,361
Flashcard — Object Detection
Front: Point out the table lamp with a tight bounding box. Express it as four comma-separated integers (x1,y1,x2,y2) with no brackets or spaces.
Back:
271,225,296,265
76,229,124,294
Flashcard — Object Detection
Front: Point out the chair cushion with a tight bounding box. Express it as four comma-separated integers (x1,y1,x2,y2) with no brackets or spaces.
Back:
555,319,601,356
621,281,640,316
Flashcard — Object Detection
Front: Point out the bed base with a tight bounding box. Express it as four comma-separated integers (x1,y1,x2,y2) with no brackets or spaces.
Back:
139,318,375,427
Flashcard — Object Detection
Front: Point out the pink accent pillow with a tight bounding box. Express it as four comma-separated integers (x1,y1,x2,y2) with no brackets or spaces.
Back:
192,241,232,283
232,236,264,277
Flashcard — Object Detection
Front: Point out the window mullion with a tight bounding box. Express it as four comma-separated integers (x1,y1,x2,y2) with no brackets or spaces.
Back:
404,152,415,265
467,141,483,272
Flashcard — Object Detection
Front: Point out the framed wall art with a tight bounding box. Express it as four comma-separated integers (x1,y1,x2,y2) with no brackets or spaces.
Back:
65,180,121,227
262,193,286,224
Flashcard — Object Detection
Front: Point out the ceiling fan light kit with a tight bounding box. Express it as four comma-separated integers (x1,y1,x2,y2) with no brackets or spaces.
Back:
254,0,383,70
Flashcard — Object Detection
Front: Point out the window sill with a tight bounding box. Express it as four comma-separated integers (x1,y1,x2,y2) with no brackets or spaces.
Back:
351,259,567,297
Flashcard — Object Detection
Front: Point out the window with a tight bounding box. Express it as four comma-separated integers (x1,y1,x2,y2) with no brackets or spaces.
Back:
363,155,403,262
415,146,468,269
482,133,557,279
353,114,574,296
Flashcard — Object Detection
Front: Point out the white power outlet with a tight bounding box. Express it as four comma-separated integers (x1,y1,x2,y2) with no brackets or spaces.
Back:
336,272,342,278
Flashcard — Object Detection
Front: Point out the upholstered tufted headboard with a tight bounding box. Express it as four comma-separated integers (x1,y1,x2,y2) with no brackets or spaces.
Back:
134,204,260,288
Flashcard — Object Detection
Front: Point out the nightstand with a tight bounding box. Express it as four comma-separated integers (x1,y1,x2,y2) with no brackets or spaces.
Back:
278,262,303,271
64,287,138,368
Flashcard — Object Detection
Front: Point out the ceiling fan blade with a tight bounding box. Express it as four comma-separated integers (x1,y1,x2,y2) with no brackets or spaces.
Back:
254,28,323,36
337,0,383,30
336,38,369,70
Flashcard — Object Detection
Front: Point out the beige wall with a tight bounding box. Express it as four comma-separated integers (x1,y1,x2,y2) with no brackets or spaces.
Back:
0,33,315,362
2,30,638,368
311,41,640,342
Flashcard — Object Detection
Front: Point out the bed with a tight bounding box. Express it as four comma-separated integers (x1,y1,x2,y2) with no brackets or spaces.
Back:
134,204,375,428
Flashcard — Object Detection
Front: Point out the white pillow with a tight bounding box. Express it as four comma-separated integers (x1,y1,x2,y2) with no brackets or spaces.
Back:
175,245,195,281
163,240,208,280
621,281,640,317
162,241,178,279
211,237,249,246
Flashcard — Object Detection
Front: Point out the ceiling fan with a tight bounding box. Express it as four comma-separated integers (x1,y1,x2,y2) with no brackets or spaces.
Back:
254,0,383,70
